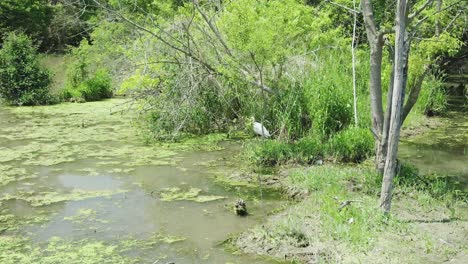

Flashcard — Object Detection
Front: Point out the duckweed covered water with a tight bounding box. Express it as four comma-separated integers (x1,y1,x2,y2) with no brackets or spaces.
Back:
0,100,283,263
399,112,468,188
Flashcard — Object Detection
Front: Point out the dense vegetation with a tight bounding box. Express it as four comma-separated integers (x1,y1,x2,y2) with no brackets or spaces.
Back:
0,0,465,198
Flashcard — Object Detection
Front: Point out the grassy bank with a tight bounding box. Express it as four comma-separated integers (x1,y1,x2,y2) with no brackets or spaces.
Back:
230,163,467,263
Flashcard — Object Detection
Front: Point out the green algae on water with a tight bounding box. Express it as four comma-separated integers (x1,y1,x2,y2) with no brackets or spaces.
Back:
160,187,226,202
1,189,127,207
0,165,37,187
0,208,50,233
0,100,179,170
0,235,135,264
63,208,109,224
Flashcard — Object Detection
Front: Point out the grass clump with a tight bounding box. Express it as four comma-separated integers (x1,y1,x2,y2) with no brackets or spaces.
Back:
327,127,374,162
414,74,448,116
248,140,293,166
394,162,467,208
293,136,324,164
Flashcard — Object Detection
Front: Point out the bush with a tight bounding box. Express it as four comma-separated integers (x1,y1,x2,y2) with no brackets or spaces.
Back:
63,39,113,102
0,32,53,105
327,127,374,162
80,70,113,101
64,66,112,102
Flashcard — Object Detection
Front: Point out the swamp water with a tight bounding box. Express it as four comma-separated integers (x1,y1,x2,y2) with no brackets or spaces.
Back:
0,99,283,263
399,112,468,188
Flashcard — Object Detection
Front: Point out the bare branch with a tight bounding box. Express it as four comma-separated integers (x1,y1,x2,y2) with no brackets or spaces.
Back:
408,0,435,22
192,0,232,56
361,0,378,38
401,65,430,123
325,0,361,14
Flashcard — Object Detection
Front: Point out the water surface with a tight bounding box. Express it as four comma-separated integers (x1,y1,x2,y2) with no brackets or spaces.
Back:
0,100,282,263
399,112,468,188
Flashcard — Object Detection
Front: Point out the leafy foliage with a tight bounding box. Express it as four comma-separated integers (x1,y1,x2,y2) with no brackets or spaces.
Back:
0,0,53,48
0,32,53,105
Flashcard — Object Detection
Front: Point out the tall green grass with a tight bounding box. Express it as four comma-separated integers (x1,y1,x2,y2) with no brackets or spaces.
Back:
248,127,374,166
327,127,374,162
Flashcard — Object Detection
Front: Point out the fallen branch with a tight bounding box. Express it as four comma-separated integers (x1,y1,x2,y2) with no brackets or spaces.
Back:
337,199,362,211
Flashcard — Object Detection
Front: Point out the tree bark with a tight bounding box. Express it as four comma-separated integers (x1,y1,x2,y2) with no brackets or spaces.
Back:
379,0,408,213
362,0,385,173
362,0,384,138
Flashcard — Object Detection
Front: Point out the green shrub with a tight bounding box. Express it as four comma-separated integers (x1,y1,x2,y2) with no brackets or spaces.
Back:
0,32,53,105
327,127,374,162
80,70,112,101
63,38,113,102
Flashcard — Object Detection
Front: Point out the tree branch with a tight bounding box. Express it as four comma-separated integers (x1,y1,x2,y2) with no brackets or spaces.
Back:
408,0,434,22
410,0,463,36
401,65,430,123
192,0,232,56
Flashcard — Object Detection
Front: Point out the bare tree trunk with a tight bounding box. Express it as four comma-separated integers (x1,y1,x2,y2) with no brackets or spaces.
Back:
379,0,408,213
360,0,462,213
